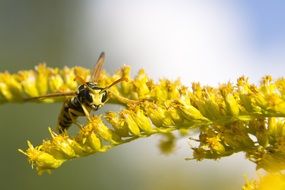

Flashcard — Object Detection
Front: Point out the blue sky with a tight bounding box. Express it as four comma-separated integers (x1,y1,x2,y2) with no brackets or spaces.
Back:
240,1,285,50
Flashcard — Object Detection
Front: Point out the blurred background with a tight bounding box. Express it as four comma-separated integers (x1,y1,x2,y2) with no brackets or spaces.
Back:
0,0,284,189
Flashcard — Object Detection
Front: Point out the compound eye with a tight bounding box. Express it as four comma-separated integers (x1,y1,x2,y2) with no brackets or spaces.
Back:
101,91,108,103
85,91,93,103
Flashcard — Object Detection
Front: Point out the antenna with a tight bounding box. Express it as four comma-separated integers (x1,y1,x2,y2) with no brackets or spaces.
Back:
103,77,128,91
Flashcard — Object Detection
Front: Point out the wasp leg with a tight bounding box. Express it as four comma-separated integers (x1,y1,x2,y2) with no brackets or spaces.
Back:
80,104,91,121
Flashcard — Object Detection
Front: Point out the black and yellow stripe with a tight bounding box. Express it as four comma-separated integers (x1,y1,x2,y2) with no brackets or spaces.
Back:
57,97,84,132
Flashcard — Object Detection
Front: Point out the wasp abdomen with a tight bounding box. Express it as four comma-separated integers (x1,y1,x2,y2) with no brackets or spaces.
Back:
58,97,84,132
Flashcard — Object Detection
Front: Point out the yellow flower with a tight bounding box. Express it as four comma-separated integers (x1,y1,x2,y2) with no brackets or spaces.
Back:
35,64,49,95
18,70,39,97
88,116,121,144
243,173,285,190
0,64,284,178
257,173,285,190
206,135,225,154
18,141,64,175
121,110,141,136
105,112,129,137
0,71,22,101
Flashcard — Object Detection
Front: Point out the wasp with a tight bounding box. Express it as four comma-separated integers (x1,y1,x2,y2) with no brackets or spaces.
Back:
27,52,128,133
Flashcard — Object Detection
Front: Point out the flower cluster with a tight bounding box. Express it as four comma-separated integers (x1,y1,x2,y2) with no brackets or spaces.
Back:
188,76,285,172
1,65,285,177
0,64,88,103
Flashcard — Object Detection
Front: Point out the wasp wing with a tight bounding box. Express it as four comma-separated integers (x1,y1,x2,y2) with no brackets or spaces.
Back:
24,92,76,101
90,52,105,83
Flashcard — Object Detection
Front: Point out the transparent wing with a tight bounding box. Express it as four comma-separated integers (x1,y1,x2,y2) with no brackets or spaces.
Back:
90,52,105,82
24,92,76,101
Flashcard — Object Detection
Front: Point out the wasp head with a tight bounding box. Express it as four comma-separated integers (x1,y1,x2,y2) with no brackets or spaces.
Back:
77,82,108,110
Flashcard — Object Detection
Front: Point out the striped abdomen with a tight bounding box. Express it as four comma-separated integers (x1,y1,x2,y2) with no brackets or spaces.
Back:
57,97,85,133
